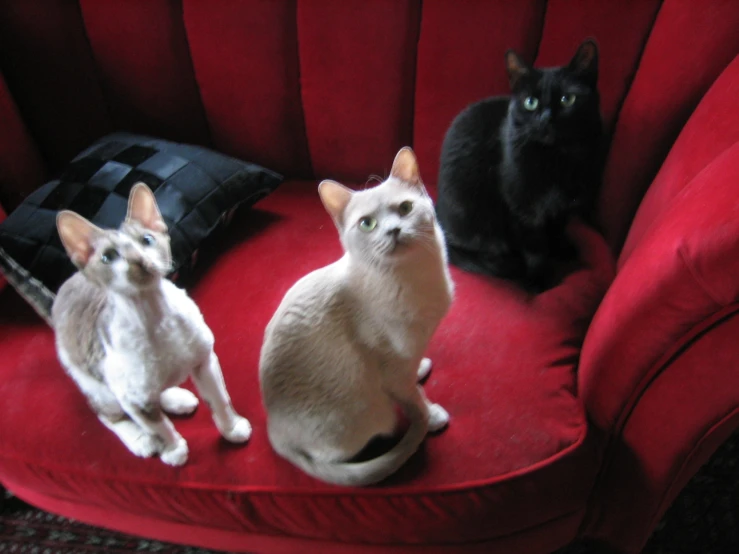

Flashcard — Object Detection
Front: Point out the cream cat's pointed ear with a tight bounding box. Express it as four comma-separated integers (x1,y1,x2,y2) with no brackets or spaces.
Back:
318,180,353,224
126,183,167,233
57,211,104,268
390,147,423,189
505,49,529,90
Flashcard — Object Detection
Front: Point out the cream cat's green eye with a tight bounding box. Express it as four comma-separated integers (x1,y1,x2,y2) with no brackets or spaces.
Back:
101,248,119,264
523,96,539,111
398,201,413,216
141,233,155,246
358,217,377,232
560,93,577,107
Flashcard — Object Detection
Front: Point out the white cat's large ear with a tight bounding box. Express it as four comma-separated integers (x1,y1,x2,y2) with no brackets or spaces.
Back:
126,182,167,233
57,211,104,268
390,147,424,190
318,180,353,225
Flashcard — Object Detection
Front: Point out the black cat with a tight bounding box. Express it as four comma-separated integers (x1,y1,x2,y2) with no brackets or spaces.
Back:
436,39,604,292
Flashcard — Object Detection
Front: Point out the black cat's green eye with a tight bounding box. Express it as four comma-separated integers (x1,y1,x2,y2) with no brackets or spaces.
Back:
398,201,413,216
523,96,539,111
560,93,577,107
141,233,155,246
358,217,377,232
101,248,119,264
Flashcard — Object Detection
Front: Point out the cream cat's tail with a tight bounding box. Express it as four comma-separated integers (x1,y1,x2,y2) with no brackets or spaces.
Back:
284,399,429,487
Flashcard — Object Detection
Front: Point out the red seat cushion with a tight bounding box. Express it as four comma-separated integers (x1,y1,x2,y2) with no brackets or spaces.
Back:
0,181,614,552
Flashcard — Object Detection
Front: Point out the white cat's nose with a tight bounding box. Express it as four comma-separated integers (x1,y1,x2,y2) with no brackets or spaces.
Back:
387,227,401,238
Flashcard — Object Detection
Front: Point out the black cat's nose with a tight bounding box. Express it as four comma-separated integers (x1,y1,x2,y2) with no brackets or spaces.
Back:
540,128,556,144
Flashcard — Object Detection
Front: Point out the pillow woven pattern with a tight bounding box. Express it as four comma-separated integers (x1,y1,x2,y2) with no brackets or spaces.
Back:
0,132,282,319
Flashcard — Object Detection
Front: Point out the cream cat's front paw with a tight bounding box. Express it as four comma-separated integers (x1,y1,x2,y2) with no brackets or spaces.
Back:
427,403,450,432
417,358,432,382
221,416,252,443
160,437,189,466
160,387,199,415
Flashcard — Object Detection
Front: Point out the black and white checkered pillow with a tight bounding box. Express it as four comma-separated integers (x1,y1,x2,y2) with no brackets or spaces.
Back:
0,132,282,320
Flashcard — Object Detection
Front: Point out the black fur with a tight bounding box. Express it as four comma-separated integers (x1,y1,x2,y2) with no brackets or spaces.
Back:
436,39,604,292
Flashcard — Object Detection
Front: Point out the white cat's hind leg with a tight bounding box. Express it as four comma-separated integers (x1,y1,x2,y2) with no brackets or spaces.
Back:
117,400,188,466
160,387,199,415
191,352,251,444
417,358,432,382
116,398,188,466
57,355,161,457
99,416,160,458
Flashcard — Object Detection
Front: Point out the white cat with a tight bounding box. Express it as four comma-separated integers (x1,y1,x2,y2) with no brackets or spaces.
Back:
52,183,251,466
259,147,454,486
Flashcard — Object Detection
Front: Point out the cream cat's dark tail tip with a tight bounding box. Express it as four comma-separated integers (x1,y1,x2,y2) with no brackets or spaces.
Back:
286,400,429,487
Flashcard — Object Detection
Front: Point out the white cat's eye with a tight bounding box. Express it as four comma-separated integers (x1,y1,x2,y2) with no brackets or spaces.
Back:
358,217,377,232
101,248,119,264
141,233,155,246
523,96,539,111
560,93,577,107
398,201,413,216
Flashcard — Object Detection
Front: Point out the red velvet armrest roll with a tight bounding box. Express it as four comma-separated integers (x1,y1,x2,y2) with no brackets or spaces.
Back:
580,54,739,434
579,138,739,435
577,140,739,551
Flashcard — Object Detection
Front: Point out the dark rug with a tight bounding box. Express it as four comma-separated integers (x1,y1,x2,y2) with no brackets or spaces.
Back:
1,432,737,554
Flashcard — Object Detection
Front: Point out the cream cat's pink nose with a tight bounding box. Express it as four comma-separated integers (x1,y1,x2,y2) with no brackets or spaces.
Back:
128,259,155,283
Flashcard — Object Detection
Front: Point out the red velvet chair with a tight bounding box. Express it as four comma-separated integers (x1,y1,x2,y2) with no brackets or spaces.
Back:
0,2,738,553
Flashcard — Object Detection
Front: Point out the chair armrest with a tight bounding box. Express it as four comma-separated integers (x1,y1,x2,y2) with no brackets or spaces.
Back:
580,139,739,433
578,141,739,552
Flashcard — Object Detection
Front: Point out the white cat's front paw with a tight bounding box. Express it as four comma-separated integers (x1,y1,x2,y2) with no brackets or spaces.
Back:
427,403,450,433
160,437,189,466
160,387,199,415
221,416,252,444
129,433,160,458
417,358,432,382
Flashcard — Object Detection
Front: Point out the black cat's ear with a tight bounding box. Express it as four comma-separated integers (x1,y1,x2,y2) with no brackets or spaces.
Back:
569,38,598,80
505,49,529,90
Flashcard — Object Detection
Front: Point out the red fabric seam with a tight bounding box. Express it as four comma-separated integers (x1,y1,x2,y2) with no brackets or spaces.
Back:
0,421,588,497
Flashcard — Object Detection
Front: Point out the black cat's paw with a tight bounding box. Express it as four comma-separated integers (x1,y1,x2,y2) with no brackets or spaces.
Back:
520,275,558,295
520,253,560,294
552,236,579,262
448,245,525,280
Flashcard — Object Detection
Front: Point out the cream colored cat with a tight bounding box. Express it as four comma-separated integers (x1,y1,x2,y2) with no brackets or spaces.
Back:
259,147,454,486
52,183,251,466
